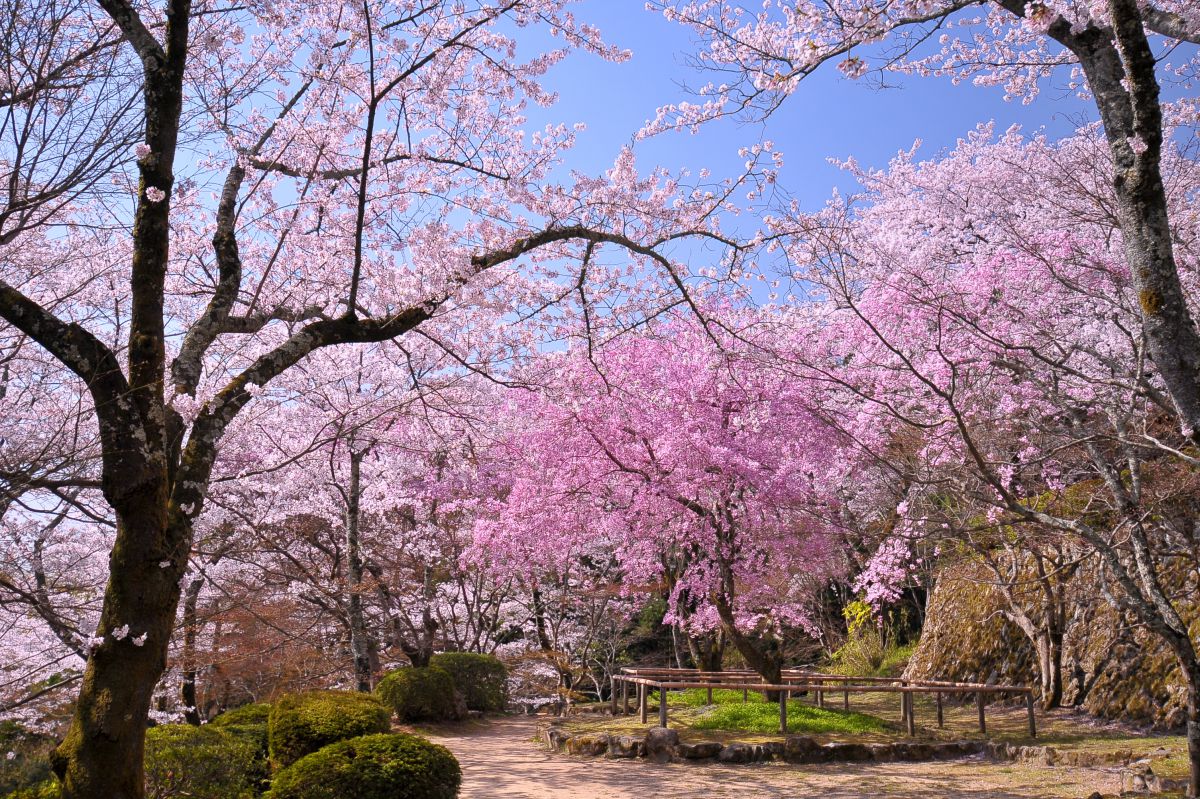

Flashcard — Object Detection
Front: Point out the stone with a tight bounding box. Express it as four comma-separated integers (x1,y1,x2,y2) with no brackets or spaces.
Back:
783,735,823,763
718,743,755,764
760,742,785,761
822,743,873,762
676,741,723,760
645,727,679,763
565,734,610,756
608,736,644,759
1119,760,1160,794
892,742,936,762
542,725,570,751
868,743,897,761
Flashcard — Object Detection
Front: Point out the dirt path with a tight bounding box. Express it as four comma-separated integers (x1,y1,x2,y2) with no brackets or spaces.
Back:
424,716,1120,798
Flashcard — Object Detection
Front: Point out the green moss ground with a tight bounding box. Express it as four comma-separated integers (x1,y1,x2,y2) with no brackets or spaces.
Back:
562,686,1189,781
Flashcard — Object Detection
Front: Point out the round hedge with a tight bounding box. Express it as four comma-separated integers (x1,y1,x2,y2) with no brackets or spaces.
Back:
211,702,272,728
429,653,508,713
375,667,460,722
268,691,390,768
208,702,273,791
266,733,460,799
144,723,259,799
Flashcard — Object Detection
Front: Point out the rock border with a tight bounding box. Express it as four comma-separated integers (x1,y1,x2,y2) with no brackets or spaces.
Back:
541,722,986,765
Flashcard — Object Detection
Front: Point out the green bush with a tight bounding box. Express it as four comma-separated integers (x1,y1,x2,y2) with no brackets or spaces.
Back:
268,692,390,768
266,733,460,799
211,702,272,754
829,600,915,678
0,722,55,798
429,653,508,713
375,667,461,723
211,702,272,729
209,702,273,791
144,723,259,799
3,779,59,799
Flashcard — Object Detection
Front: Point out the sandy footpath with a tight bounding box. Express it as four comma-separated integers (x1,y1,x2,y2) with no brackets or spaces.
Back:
424,716,1117,798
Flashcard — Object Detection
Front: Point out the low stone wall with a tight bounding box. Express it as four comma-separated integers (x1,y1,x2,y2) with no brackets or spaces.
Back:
540,721,986,765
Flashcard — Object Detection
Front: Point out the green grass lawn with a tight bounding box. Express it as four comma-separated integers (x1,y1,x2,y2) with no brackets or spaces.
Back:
690,698,888,736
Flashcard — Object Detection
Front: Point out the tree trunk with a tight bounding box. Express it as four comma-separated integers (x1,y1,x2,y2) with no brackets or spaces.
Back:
180,575,204,725
344,449,374,692
1187,668,1200,799
1043,629,1064,710
52,505,189,799
686,630,725,672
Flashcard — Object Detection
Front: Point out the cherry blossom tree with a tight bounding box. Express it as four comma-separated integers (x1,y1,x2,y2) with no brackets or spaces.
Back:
651,0,1200,449
769,120,1200,792
0,0,767,794
474,319,848,685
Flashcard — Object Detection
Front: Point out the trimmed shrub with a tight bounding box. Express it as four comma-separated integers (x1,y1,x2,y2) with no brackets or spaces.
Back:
144,723,259,799
268,691,390,768
211,702,272,728
429,653,508,713
266,733,460,799
209,702,273,791
375,667,460,722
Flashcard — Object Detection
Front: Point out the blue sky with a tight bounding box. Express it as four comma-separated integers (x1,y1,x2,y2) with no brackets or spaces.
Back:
524,0,1095,211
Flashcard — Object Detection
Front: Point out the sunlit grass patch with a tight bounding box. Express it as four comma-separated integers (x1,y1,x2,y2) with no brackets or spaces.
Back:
671,687,768,707
690,699,890,735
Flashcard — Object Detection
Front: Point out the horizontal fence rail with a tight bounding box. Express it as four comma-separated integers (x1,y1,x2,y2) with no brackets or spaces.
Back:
609,668,1036,738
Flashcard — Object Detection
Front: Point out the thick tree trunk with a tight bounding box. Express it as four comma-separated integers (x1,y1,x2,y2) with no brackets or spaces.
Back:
686,630,725,672
52,505,189,799
1045,630,1064,710
1034,633,1064,710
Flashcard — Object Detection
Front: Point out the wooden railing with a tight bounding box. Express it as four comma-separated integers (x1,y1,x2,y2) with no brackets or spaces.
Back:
609,667,1036,737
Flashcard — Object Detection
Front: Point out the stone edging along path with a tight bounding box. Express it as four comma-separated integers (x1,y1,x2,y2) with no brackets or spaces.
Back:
543,722,984,765
540,720,1168,773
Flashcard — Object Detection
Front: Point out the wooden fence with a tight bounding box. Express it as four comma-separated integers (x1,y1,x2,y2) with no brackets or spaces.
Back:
609,667,1036,737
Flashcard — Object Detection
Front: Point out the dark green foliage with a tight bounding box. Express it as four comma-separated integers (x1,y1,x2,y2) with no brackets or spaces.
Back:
0,722,55,797
376,667,460,722
2,778,59,799
268,691,390,768
429,653,508,713
209,702,273,791
144,723,259,799
211,702,273,729
266,733,460,799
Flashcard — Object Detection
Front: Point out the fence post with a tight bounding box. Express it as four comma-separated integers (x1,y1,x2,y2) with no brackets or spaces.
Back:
622,679,629,715
639,684,647,724
817,679,824,708
659,685,668,728
743,687,748,703
779,695,788,734
936,691,944,728
610,676,618,715
707,684,713,705
1025,691,1036,738
905,690,915,736
843,685,849,711
976,692,986,734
